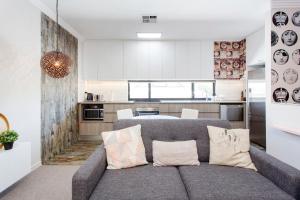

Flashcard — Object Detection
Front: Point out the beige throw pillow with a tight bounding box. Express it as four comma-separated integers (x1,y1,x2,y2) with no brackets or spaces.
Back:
101,124,148,169
207,126,257,171
153,140,200,166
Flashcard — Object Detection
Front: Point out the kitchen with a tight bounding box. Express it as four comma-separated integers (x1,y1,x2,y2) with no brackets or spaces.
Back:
78,28,266,146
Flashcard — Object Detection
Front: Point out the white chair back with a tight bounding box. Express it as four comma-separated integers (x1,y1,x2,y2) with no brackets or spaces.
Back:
181,108,199,119
117,109,134,120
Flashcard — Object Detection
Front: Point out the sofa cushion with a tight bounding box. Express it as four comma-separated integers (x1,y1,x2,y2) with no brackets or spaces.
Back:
113,119,231,162
178,163,294,200
207,126,257,171
89,164,189,200
101,124,148,169
152,140,200,166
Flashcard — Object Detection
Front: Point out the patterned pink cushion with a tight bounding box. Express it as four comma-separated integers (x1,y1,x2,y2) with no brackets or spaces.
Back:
102,124,148,169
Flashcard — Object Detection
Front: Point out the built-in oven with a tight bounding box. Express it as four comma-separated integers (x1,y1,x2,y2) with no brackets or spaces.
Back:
135,107,160,116
82,104,104,120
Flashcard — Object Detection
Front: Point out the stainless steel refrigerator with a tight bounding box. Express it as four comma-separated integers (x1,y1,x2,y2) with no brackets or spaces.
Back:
247,67,266,148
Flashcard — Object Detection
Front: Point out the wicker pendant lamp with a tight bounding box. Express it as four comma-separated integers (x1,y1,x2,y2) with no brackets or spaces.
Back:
40,0,71,78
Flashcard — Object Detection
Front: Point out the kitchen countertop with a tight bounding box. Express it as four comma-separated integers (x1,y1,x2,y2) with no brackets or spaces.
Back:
79,100,246,104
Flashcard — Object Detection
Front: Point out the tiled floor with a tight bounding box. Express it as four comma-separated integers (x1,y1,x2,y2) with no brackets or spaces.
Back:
45,141,101,165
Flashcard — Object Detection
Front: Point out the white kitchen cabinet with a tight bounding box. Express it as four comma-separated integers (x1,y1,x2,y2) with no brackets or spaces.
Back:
83,40,215,80
123,41,138,79
161,41,176,79
246,27,265,66
83,41,100,80
175,41,203,79
124,41,163,79
137,41,150,79
149,42,162,79
83,40,123,80
188,41,202,79
124,41,151,79
200,41,214,79
98,41,123,80
175,41,189,79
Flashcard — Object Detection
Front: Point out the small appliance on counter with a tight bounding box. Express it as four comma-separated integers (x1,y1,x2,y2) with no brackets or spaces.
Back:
84,92,104,102
85,92,94,101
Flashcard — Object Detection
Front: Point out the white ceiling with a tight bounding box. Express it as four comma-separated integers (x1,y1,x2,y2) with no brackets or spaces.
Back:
39,0,270,40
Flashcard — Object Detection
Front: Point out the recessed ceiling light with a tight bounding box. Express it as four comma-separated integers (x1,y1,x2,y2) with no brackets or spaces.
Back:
137,33,162,39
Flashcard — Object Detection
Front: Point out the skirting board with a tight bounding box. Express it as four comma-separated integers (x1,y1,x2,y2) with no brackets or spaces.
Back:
31,161,42,171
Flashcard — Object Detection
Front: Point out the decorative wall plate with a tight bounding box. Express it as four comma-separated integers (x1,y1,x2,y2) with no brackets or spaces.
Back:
271,8,300,105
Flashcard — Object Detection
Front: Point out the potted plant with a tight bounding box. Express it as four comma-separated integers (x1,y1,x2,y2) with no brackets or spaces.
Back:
0,130,19,150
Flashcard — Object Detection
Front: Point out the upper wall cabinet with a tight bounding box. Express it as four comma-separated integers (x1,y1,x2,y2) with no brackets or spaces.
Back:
123,41,163,79
83,41,100,80
98,41,123,80
175,41,214,79
161,42,176,79
83,40,123,80
200,41,214,79
123,41,171,79
246,27,265,66
83,40,214,80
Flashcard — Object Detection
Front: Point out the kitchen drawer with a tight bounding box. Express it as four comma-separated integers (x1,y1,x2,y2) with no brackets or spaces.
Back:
104,104,114,113
158,104,169,113
79,122,102,136
102,123,113,132
168,104,185,112
193,104,219,112
113,104,135,112
79,122,113,136
104,113,117,123
198,112,220,119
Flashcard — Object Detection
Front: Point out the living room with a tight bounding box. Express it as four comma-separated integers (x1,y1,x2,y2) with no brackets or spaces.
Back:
0,0,300,199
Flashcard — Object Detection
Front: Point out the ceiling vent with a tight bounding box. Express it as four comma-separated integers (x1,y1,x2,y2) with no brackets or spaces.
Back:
142,16,157,23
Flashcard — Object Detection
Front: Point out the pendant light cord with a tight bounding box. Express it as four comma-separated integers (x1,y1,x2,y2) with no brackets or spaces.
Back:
56,0,59,52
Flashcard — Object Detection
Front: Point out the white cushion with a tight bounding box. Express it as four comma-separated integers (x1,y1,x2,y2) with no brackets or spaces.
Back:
207,126,257,171
101,124,148,169
152,140,200,166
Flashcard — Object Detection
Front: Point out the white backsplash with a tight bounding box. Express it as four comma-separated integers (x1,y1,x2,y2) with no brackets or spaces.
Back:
83,80,245,102
215,80,245,101
84,81,128,101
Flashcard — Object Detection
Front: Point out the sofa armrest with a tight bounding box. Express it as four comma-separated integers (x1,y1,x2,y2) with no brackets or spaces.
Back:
250,146,300,200
72,144,107,200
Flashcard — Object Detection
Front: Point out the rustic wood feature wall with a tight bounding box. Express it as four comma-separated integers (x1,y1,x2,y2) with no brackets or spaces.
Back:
41,13,78,163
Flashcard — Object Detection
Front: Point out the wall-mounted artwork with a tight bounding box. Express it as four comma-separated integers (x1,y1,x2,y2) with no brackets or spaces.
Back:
214,40,246,79
271,8,300,104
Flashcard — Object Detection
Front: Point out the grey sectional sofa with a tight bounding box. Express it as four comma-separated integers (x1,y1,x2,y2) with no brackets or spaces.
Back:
72,119,300,200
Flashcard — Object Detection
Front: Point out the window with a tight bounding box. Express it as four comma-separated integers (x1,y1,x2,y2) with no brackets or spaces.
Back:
128,82,149,99
151,82,192,99
128,80,215,101
194,82,214,99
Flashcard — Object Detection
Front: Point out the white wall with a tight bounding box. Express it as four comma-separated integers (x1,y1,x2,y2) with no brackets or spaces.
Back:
0,0,41,169
266,1,300,170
